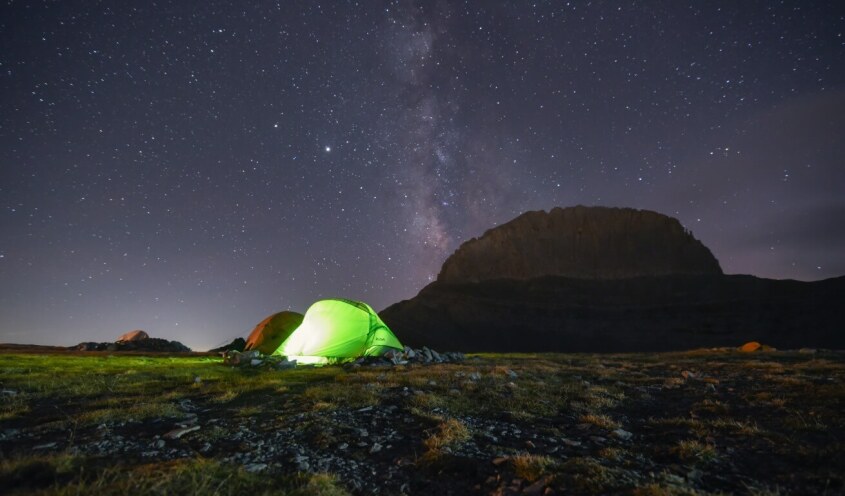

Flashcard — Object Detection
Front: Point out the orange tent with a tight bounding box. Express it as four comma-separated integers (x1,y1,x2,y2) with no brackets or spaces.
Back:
244,311,304,354
739,341,761,352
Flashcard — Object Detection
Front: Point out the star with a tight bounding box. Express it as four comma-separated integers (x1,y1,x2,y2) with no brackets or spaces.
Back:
0,1,841,350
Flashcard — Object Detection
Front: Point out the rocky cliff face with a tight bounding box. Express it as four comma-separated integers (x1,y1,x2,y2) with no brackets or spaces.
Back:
438,206,722,283
381,206,844,352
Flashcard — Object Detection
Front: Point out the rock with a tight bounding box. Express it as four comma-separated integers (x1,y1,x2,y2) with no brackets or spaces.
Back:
507,369,518,379
250,359,263,366
75,342,104,351
369,442,382,453
798,348,817,354
422,347,434,362
33,442,58,449
164,425,200,439
277,358,297,369
523,476,552,496
208,337,246,353
155,439,165,449
244,463,267,473
293,455,310,471
0,429,21,441
612,428,633,440
663,378,684,389
680,370,697,379
404,346,416,359
430,348,442,362
117,330,149,342
222,351,243,366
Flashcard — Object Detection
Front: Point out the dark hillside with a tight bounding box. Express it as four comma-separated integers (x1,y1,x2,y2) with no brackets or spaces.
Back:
383,273,845,352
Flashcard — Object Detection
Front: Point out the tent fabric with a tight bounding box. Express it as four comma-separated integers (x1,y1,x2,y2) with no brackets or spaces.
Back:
740,341,761,352
244,311,304,354
277,298,403,362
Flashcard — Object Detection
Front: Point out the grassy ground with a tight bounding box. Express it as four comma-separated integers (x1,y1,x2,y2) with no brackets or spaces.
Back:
1,349,843,495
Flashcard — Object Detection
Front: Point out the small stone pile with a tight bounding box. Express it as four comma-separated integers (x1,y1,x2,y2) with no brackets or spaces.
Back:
365,346,466,366
221,350,297,369
220,346,465,369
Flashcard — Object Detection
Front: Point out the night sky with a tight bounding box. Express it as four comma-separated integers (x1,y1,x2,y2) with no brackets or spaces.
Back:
2,1,844,350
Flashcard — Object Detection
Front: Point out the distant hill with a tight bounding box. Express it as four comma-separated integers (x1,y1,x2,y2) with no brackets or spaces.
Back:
382,206,845,352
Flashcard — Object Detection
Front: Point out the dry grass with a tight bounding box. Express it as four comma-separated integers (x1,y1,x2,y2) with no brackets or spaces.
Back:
580,412,622,430
1,349,843,495
553,456,623,493
302,380,381,409
423,417,471,452
674,439,718,462
511,453,554,481
0,454,348,496
707,418,761,435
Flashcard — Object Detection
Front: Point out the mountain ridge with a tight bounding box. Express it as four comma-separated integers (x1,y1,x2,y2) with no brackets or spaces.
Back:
382,206,844,352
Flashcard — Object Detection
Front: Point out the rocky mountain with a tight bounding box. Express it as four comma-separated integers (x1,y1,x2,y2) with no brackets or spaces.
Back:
381,206,845,352
438,206,722,283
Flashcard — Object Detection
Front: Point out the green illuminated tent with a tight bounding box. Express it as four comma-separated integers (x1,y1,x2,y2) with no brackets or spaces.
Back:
276,298,403,364
244,311,304,354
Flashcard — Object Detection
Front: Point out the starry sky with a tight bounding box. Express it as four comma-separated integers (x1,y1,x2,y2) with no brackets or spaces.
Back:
2,1,844,349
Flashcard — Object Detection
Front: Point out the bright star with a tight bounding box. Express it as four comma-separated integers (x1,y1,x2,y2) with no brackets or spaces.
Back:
325,146,331,152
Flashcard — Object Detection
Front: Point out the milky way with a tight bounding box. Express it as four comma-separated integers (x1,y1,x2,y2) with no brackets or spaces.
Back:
1,1,843,349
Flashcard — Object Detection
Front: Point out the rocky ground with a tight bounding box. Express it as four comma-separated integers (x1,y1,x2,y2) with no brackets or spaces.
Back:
1,349,843,495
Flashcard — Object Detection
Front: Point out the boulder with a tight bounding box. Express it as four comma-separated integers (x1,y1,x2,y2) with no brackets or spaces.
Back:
117,330,149,342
